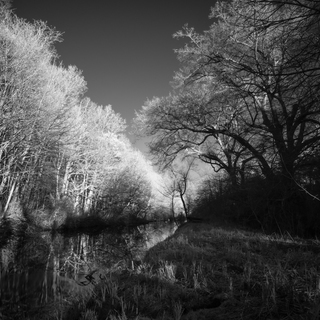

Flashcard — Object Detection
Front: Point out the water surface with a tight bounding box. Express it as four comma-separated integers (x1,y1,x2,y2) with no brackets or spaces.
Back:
0,221,178,319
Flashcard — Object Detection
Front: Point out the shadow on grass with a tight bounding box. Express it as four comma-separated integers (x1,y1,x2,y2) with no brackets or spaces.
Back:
2,217,320,319
53,222,320,319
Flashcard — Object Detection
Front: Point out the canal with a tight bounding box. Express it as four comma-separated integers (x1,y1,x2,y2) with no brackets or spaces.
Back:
0,221,178,319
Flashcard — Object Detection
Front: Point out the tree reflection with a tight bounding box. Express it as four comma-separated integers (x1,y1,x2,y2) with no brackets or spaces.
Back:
0,222,177,318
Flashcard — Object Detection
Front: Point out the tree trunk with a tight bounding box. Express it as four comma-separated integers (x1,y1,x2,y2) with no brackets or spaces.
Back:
61,160,71,196
3,178,17,218
179,192,188,218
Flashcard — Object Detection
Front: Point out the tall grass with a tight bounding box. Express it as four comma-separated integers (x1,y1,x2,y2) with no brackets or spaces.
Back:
32,222,320,319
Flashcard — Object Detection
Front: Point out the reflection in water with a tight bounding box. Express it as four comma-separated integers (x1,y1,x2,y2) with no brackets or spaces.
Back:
0,221,178,318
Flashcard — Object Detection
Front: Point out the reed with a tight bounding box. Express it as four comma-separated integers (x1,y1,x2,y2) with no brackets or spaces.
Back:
44,222,320,319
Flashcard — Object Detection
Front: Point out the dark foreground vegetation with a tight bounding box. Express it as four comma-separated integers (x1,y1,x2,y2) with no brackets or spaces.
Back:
2,221,320,320
193,174,320,238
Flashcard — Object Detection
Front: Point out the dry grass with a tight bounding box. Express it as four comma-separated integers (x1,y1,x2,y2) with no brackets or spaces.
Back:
3,221,318,319
65,222,320,319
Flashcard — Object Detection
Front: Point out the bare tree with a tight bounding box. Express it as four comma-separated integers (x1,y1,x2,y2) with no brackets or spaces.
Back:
159,157,197,219
135,0,320,187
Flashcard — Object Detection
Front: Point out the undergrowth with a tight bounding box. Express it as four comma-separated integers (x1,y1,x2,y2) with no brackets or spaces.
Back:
61,223,320,320
1,222,319,319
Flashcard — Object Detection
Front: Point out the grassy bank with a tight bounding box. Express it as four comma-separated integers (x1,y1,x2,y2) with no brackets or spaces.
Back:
1,218,319,319
58,222,320,320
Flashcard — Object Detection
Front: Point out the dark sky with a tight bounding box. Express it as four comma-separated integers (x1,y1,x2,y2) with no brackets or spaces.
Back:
13,0,215,150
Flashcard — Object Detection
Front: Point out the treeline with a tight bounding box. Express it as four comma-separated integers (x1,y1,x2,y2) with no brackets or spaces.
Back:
0,3,163,225
135,0,320,236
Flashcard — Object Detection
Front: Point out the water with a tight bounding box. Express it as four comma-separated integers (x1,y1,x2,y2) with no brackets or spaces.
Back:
0,221,178,319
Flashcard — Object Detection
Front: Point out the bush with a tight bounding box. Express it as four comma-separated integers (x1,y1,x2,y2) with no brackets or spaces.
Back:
193,174,320,238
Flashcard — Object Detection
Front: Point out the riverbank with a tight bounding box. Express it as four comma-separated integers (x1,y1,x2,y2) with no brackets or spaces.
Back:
1,220,319,319
62,221,320,320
